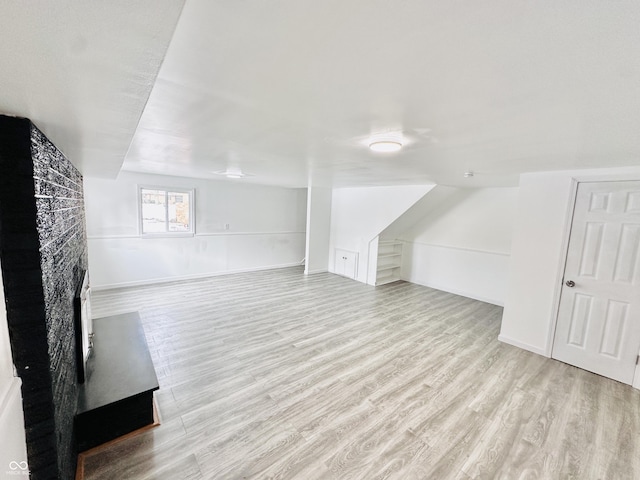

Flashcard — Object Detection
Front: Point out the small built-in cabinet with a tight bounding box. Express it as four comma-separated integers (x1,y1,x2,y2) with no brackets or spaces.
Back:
376,241,403,285
334,248,358,280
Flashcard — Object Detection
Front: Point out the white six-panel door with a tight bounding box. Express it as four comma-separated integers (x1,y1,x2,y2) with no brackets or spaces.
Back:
552,181,640,384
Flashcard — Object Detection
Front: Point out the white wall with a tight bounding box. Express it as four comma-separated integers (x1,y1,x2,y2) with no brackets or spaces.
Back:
304,186,332,274
500,166,640,356
329,185,434,283
84,172,307,288
0,262,29,476
397,187,518,306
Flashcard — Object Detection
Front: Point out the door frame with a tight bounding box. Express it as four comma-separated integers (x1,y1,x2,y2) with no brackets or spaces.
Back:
548,173,640,388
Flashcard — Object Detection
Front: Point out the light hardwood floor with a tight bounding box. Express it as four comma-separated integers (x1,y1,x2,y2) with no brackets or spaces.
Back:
82,267,640,479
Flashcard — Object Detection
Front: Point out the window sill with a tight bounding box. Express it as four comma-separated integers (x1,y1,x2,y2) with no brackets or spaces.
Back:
140,232,195,239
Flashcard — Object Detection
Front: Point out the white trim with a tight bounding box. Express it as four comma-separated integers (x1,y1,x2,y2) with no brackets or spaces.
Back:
140,232,195,239
87,231,306,240
546,175,640,358
548,176,640,383
91,263,302,291
333,247,359,255
138,184,195,236
304,268,328,275
398,239,510,257
195,231,305,237
87,234,139,240
546,177,579,359
633,363,640,391
402,275,504,307
366,236,379,287
498,334,550,357
571,172,640,183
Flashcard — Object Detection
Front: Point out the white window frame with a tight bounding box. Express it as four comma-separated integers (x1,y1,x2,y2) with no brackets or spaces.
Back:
138,185,195,237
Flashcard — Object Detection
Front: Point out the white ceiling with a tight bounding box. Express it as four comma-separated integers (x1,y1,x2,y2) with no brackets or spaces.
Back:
0,1,184,177
3,1,640,188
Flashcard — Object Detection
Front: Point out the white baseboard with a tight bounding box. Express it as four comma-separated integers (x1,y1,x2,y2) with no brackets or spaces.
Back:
498,334,549,357
91,263,303,291
304,268,328,275
402,276,504,307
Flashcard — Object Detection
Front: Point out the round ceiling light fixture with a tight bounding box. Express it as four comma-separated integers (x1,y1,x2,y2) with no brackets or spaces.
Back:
369,140,403,153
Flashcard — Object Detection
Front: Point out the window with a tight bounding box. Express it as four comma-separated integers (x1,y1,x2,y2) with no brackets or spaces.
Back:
139,186,194,236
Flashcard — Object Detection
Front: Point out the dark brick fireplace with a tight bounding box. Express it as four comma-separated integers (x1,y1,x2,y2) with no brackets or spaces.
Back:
0,115,88,479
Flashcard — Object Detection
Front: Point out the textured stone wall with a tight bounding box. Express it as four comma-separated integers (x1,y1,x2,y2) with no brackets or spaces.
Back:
0,115,88,480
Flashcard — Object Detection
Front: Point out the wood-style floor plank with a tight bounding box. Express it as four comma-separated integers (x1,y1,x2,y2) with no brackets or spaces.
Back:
81,267,640,479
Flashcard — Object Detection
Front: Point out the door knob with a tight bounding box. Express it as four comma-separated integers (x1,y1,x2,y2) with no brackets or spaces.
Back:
565,280,575,287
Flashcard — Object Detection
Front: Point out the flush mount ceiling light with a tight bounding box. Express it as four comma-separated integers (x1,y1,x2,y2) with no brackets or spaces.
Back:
212,168,253,179
369,140,403,153
463,171,474,178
